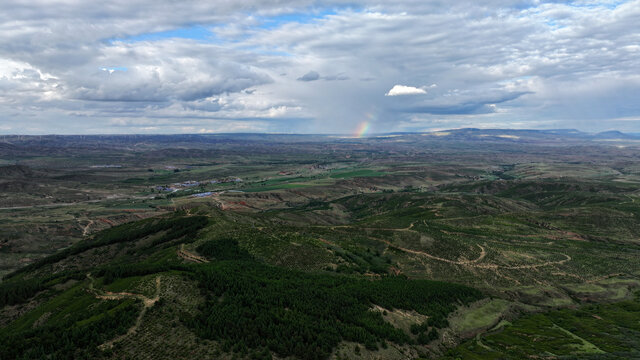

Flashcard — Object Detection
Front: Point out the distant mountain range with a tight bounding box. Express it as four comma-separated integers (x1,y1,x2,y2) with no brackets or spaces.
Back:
380,128,640,142
1,129,639,146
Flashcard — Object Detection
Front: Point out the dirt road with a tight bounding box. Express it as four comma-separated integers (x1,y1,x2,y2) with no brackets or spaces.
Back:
87,274,162,350
177,244,209,263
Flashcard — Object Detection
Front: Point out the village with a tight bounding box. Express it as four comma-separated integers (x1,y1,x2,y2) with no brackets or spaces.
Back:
154,176,243,195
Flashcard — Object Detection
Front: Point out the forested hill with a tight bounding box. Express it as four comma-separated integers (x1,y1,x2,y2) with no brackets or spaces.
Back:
0,211,483,359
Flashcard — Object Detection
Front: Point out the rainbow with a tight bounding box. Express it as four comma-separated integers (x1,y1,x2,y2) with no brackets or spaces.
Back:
354,122,370,137
355,114,375,138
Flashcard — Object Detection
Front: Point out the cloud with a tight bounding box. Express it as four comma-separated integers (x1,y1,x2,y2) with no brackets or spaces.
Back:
0,1,639,134
396,90,531,115
385,85,427,96
297,70,348,82
323,73,349,81
297,71,320,81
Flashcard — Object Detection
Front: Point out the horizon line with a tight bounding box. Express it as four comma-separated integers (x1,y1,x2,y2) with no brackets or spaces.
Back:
1,128,638,137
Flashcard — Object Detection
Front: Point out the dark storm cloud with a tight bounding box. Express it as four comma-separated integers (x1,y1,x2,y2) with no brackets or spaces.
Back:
297,71,320,81
297,71,348,81
399,91,532,115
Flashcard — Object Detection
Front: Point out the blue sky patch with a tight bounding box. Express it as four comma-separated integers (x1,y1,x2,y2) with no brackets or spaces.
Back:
256,9,338,30
100,66,128,73
112,25,215,43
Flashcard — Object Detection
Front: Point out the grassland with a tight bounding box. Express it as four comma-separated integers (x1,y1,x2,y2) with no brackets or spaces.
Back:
443,293,640,359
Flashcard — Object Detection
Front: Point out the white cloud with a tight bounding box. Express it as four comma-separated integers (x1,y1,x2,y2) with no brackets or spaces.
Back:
0,1,639,134
385,85,427,96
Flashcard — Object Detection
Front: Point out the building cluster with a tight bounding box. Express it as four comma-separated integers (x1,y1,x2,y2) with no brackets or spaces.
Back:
90,164,122,168
154,177,242,192
191,191,220,198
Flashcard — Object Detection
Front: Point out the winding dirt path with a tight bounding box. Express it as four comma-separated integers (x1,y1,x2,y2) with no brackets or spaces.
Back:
498,254,571,270
87,274,162,350
177,243,209,263
327,221,571,270
470,245,487,263
378,237,570,269
586,273,624,284
81,219,95,237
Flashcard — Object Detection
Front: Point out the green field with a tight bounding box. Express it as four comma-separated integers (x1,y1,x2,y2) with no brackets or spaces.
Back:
243,183,311,192
329,169,386,179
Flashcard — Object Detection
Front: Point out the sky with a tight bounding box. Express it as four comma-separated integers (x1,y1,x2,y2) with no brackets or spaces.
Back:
0,0,639,135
